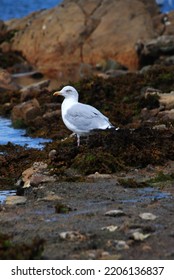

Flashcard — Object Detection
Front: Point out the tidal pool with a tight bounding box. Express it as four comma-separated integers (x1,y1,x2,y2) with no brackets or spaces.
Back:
0,117,51,149
0,190,16,204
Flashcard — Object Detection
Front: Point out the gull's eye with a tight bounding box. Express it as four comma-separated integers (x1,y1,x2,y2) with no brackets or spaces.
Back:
66,89,72,93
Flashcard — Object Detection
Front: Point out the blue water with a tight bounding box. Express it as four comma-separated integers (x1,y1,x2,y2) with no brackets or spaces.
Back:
121,187,172,203
0,0,62,21
0,0,173,21
0,116,51,149
156,0,174,13
0,189,16,204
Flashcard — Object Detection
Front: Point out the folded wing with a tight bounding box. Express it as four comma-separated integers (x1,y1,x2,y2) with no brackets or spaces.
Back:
64,103,113,132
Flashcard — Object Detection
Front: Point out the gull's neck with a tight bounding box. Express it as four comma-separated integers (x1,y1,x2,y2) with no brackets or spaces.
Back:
62,95,78,115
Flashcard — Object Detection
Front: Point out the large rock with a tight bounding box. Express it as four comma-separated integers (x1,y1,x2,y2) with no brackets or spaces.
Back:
22,161,56,188
139,35,174,57
20,79,50,102
5,195,27,205
0,68,20,92
6,0,156,82
141,90,174,123
137,10,174,67
11,98,41,124
145,90,174,109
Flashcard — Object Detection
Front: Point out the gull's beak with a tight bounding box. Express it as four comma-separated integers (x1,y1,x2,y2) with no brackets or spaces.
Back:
53,91,61,96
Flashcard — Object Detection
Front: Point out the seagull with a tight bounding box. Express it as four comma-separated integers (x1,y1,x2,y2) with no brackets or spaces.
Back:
53,85,115,146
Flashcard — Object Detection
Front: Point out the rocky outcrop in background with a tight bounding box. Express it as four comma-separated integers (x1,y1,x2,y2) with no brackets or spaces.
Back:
0,0,174,130
1,0,174,83
3,0,157,81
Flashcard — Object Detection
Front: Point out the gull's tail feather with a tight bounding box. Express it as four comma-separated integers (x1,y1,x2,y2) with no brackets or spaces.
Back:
107,122,119,130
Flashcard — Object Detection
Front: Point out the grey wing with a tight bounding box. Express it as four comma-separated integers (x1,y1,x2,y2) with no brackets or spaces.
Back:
65,103,111,131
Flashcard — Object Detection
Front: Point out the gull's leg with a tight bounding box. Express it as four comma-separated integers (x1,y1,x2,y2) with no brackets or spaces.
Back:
61,133,76,142
69,133,76,138
86,135,89,145
77,134,80,147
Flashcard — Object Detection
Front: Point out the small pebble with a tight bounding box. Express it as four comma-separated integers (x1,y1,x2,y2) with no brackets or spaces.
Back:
105,209,126,217
59,231,85,241
101,225,118,232
114,240,129,250
132,231,151,241
139,212,157,220
49,149,57,160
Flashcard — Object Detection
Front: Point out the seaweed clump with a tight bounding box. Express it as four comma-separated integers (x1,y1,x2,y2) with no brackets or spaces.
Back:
0,233,44,259
48,127,174,176
0,143,45,189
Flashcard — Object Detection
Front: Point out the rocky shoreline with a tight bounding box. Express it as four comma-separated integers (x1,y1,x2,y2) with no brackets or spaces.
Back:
0,0,174,259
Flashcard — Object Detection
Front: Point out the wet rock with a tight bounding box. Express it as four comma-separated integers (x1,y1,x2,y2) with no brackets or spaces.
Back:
142,244,152,252
131,231,151,241
102,59,128,72
20,80,50,102
160,92,174,109
30,173,55,187
101,225,118,232
22,166,34,187
5,195,27,205
105,210,126,217
96,60,129,78
140,90,174,123
22,161,56,188
153,124,167,130
11,98,41,124
38,194,62,202
86,250,110,260
7,0,155,81
87,172,114,180
163,55,174,65
139,212,157,220
104,69,129,78
138,35,174,66
59,231,86,241
148,91,174,110
43,110,61,121
96,71,127,79
140,108,158,122
114,240,129,250
158,109,174,121
0,68,20,92
48,149,57,161
140,90,160,110
141,86,162,95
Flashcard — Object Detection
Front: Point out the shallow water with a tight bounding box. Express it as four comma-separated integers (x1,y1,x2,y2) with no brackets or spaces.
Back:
0,0,62,21
44,186,172,223
121,187,172,203
0,189,16,204
0,0,172,21
0,116,51,149
156,0,174,13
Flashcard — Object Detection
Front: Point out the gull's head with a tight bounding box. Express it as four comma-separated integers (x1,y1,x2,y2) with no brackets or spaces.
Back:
53,86,79,100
